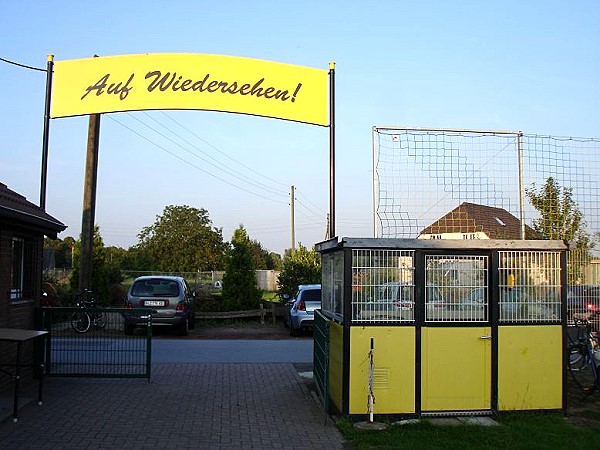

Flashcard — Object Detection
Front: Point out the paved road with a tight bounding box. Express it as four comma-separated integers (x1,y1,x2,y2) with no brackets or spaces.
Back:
0,339,344,450
152,339,314,363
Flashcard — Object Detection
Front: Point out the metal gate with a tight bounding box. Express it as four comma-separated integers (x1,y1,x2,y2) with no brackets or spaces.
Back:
37,307,153,380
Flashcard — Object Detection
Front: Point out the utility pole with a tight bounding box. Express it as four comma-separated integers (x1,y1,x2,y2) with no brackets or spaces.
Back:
79,113,101,293
290,185,296,251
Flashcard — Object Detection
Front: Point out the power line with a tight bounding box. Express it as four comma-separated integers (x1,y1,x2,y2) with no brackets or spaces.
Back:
295,198,327,220
295,188,327,215
127,113,286,198
107,115,288,205
0,56,46,72
139,112,286,197
160,111,289,189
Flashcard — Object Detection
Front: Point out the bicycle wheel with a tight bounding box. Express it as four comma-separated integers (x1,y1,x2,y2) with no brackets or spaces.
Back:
568,343,589,371
71,311,91,333
568,345,596,391
94,311,107,328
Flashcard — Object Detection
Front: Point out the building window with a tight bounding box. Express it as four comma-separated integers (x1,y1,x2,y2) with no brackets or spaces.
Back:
10,237,36,302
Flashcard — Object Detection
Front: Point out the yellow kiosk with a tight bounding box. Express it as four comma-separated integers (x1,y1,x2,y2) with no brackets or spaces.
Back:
314,238,567,419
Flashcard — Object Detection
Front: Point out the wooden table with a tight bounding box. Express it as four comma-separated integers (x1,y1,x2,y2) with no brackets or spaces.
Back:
0,328,48,423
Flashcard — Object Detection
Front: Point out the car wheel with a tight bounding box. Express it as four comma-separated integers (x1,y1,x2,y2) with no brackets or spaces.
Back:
188,311,196,330
124,323,134,335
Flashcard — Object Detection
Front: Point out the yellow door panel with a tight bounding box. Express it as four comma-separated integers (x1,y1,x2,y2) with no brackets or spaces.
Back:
498,325,563,410
349,327,416,414
422,327,491,411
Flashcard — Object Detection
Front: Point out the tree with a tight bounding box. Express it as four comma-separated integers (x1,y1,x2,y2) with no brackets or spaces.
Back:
526,177,587,243
137,205,227,272
221,226,262,310
248,239,283,270
44,236,76,268
69,226,111,305
277,244,321,298
526,177,594,283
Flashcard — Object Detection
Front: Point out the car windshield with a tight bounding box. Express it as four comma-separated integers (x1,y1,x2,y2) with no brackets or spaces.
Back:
301,289,321,301
131,279,180,297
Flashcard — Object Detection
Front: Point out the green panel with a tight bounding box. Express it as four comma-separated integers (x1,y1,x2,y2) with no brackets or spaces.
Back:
498,325,563,410
328,321,344,412
349,327,415,414
313,311,329,413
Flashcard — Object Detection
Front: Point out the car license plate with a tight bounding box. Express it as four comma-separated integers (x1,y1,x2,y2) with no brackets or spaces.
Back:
144,300,164,307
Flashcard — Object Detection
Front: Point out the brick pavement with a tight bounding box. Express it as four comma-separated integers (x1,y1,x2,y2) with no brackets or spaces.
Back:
0,363,345,449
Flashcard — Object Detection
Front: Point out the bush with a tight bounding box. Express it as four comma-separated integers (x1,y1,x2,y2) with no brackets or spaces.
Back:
278,244,321,298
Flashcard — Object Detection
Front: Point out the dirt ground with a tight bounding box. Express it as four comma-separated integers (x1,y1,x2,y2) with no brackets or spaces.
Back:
178,321,600,429
185,321,297,340
565,376,600,429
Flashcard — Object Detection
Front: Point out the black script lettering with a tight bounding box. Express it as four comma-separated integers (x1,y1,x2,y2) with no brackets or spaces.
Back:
250,78,265,97
239,83,251,95
105,73,134,100
291,83,301,102
263,87,276,99
81,73,134,101
191,74,210,92
81,74,110,100
143,70,301,106
179,79,192,91
145,71,176,92
171,75,185,91
206,80,219,92
273,89,289,100
225,81,239,94
218,81,229,93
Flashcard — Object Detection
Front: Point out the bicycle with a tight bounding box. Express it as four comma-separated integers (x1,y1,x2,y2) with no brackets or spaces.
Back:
567,311,600,393
70,290,107,333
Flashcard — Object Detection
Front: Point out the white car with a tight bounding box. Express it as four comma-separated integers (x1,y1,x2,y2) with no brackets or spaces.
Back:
285,284,321,336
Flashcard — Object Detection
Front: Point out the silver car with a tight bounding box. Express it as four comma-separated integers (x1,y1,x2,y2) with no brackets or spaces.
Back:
123,276,195,336
285,284,321,336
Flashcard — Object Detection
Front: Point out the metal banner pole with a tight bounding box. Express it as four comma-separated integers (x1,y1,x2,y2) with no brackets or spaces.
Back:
328,62,336,238
39,54,54,210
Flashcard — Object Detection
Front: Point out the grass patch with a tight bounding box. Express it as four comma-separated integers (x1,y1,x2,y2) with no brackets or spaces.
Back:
262,291,281,302
337,411,600,449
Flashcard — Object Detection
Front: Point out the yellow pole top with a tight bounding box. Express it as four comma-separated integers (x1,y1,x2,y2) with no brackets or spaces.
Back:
329,62,335,70
47,54,54,62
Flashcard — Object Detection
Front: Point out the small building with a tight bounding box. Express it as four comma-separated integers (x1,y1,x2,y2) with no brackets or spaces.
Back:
314,237,567,419
0,182,65,390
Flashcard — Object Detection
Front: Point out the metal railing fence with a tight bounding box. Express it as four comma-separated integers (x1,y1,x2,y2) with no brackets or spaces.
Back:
36,307,153,380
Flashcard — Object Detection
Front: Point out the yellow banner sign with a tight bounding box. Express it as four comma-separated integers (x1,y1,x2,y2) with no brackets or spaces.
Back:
51,53,329,126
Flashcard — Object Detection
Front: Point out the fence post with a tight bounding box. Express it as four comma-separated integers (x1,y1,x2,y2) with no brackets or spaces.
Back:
145,314,152,382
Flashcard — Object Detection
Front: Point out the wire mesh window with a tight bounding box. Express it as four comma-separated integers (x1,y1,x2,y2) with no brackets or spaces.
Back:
321,251,344,320
351,249,415,323
425,255,489,322
498,251,561,323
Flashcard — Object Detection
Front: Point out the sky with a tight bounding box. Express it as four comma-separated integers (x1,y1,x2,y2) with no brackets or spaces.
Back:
1,1,599,256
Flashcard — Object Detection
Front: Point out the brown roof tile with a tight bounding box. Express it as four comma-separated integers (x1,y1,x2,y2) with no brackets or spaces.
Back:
419,202,525,239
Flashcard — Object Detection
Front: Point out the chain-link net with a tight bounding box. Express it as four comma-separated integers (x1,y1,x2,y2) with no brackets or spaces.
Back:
373,127,600,291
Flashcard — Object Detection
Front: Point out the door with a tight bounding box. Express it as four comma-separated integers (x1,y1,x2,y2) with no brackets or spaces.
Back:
421,254,492,413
